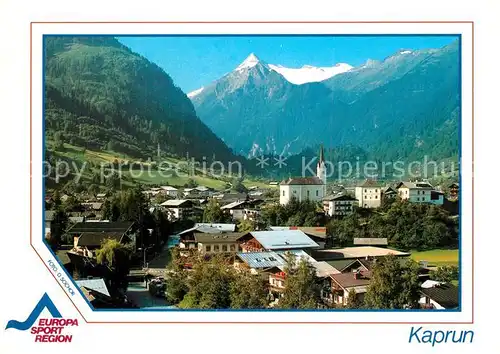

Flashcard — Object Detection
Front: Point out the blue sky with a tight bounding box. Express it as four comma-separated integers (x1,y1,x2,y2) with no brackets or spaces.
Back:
118,35,458,93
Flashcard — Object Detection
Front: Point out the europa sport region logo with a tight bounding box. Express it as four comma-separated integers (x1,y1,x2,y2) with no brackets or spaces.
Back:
5,293,78,343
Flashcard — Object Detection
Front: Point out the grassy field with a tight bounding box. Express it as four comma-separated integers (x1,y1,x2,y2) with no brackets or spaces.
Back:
48,142,277,190
410,249,459,266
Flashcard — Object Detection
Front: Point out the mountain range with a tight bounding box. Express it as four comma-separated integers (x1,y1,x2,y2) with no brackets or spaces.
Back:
189,41,460,163
44,36,237,163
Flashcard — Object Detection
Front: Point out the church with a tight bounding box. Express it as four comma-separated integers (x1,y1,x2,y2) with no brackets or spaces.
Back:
279,146,327,205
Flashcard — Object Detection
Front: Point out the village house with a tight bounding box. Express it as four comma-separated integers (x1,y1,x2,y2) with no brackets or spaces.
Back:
323,193,357,217
419,280,459,309
213,192,248,204
354,179,382,208
382,186,398,200
238,230,320,253
325,258,372,274
353,237,388,247
396,181,444,205
269,226,328,248
235,249,337,302
195,232,244,255
183,186,214,198
75,277,111,297
160,185,179,198
160,199,194,220
67,221,135,258
79,279,135,308
312,246,410,262
322,270,372,306
95,193,107,200
221,199,263,221
80,202,104,220
177,223,237,251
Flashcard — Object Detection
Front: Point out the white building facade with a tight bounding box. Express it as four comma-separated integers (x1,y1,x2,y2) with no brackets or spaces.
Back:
279,147,326,205
355,180,382,208
280,177,325,205
397,181,444,205
323,194,357,216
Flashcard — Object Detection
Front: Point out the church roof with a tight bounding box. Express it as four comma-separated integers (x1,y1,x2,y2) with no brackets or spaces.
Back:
280,176,324,185
318,145,324,164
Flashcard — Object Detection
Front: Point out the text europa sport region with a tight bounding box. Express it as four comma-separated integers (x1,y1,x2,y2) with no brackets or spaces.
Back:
5,293,78,343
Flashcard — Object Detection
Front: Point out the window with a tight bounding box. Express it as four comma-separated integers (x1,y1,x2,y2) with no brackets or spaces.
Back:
206,245,211,252
230,244,235,251
364,189,367,193
222,245,227,252
307,190,310,198
282,190,285,196
375,195,378,199
214,245,219,252
422,191,425,195
316,190,319,196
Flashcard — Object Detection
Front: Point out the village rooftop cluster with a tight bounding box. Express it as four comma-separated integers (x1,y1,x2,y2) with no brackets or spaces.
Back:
45,147,460,310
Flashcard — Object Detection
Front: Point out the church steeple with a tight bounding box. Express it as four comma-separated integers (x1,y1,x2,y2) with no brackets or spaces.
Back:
316,144,327,186
319,144,324,164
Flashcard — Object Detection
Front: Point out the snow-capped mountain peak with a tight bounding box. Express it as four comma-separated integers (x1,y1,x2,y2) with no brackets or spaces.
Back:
187,86,204,98
235,53,261,71
268,62,353,85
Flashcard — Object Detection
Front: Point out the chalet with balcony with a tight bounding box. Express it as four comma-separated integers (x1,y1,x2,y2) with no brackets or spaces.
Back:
322,270,372,306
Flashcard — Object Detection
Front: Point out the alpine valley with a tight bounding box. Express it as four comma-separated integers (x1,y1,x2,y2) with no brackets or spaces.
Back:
44,36,238,163
189,40,460,164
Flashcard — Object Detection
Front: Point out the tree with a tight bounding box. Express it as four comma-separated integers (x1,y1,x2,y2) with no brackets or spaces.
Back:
164,249,188,304
53,131,65,150
62,194,81,213
96,239,131,267
87,184,100,197
178,255,235,309
203,199,229,223
430,265,459,283
237,219,257,232
277,254,322,309
364,256,420,309
260,197,324,228
185,179,198,188
95,238,132,294
105,171,122,191
230,272,268,309
232,178,248,193
345,288,364,309
327,214,363,246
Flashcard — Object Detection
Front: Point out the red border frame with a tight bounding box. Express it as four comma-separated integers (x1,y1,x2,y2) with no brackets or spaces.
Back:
31,21,474,325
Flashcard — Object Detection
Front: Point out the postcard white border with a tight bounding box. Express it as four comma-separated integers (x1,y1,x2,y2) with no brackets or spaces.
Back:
31,22,473,323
